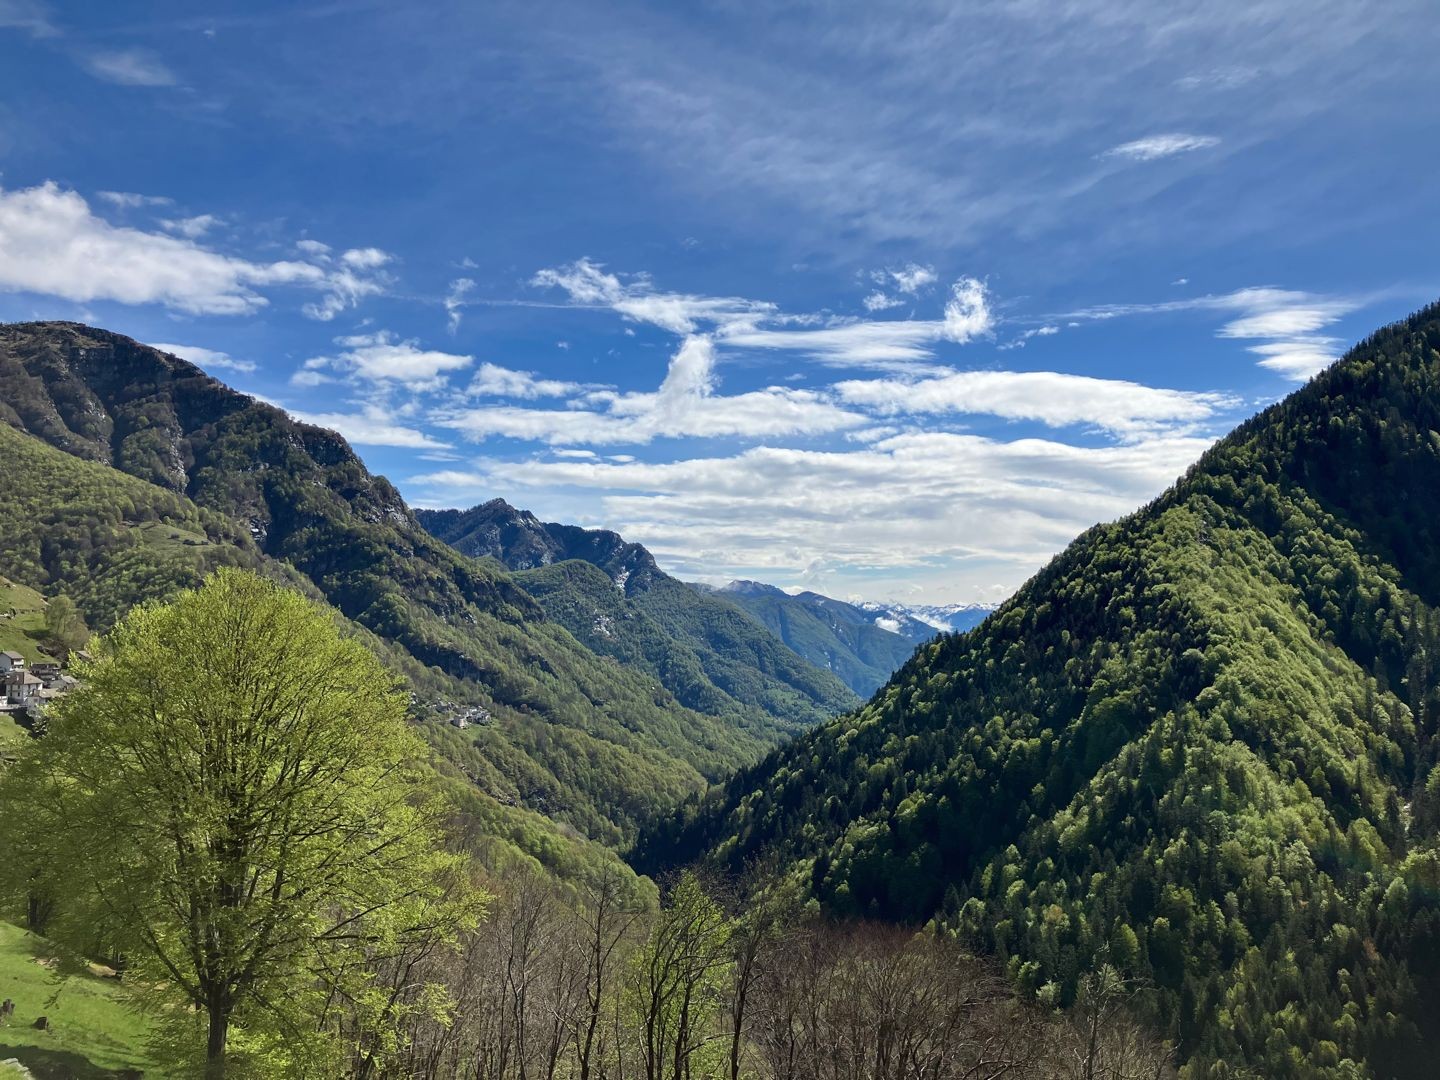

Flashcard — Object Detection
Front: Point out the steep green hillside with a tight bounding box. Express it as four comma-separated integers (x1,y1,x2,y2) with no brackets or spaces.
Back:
704,580,918,696
0,321,792,857
639,303,1440,1078
419,500,858,726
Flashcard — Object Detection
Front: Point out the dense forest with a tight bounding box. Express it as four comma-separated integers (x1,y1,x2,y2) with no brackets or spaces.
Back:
638,302,1440,1078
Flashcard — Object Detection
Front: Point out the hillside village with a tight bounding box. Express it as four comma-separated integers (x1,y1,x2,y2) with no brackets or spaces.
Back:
0,650,76,721
0,579,83,728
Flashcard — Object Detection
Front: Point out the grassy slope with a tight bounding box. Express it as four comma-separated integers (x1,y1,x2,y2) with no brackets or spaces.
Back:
0,581,52,667
0,921,158,1079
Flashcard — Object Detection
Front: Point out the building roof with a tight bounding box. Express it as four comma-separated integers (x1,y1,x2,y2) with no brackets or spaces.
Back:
1,651,24,662
5,671,40,685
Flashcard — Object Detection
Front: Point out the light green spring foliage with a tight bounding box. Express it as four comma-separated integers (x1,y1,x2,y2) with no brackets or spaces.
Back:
0,568,484,1077
627,871,734,1078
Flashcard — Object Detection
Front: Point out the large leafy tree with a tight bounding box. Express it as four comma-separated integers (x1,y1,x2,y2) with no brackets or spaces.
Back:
0,568,481,1077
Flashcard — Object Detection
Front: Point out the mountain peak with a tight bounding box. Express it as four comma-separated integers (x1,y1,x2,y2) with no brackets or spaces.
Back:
719,579,788,598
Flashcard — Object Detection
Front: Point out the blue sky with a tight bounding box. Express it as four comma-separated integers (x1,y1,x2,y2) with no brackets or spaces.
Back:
1,1,1437,603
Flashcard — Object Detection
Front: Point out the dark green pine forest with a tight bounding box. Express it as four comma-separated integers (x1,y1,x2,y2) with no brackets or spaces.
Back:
637,302,1440,1078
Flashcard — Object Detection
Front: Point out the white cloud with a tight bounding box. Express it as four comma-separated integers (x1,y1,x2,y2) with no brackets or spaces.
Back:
302,331,472,390
0,0,57,37
533,258,776,335
1211,290,1357,381
834,369,1236,441
942,277,993,342
150,342,257,375
887,264,937,294
720,320,945,368
534,258,993,371
1217,306,1342,339
340,247,391,269
863,291,904,312
1175,67,1259,92
160,214,220,239
295,238,331,256
999,325,1060,350
470,361,582,399
435,334,867,445
1063,285,1362,382
0,182,388,318
83,48,176,87
721,277,992,369
409,430,1211,596
445,277,474,333
1101,133,1220,162
290,403,452,449
97,191,173,209
1246,341,1341,379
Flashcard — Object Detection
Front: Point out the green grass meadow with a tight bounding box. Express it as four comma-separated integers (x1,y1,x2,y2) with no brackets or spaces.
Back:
0,921,159,1078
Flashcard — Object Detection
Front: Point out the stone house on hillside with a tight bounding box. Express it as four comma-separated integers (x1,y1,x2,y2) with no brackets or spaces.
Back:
0,651,24,675
4,670,41,706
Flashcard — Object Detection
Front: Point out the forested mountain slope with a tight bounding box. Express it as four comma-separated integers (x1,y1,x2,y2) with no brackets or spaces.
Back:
637,302,1440,1078
0,322,793,854
699,579,919,696
419,501,859,724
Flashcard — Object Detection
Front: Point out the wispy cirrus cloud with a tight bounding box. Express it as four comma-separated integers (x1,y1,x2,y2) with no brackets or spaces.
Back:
533,258,993,370
445,277,475,333
532,258,776,335
1064,285,1362,380
97,190,174,209
470,361,586,399
1101,133,1221,162
82,48,177,87
0,0,56,37
159,214,220,239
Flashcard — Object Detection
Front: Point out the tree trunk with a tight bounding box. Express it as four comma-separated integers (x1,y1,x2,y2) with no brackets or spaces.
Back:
26,890,53,935
206,1003,230,1080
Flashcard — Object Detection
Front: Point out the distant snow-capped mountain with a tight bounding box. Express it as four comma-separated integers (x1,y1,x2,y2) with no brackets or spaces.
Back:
855,601,997,642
